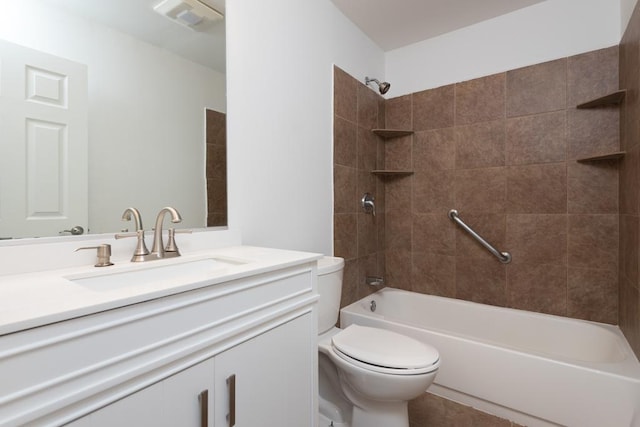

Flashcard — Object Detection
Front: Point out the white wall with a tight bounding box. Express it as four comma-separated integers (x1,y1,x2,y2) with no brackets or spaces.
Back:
386,0,622,96
622,0,640,35
0,0,226,234
226,0,384,254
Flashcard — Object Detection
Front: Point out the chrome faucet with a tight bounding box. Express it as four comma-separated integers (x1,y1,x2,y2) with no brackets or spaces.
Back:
151,207,182,259
116,207,185,261
115,207,151,262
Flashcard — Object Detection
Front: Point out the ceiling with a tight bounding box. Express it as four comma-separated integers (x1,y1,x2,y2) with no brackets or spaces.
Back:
331,0,547,51
35,1,548,72
37,0,226,73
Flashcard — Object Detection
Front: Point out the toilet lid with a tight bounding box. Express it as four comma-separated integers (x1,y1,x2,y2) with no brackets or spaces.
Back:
332,324,439,372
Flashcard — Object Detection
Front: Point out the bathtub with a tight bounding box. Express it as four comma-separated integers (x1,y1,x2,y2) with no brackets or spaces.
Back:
340,288,640,427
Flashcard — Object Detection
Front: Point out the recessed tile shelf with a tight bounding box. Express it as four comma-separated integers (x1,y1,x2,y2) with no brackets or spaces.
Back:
372,129,414,139
576,90,626,109
576,151,626,163
370,129,415,176
574,91,626,162
371,170,414,176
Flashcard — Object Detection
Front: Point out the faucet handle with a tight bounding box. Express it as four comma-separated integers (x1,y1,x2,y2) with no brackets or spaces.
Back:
115,230,150,262
173,229,193,235
361,193,376,217
114,231,136,239
75,244,114,267
164,228,192,257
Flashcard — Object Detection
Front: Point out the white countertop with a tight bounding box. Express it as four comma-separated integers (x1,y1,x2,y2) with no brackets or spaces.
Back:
0,246,321,336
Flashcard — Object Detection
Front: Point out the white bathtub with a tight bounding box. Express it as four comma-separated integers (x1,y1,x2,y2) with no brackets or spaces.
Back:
340,288,640,427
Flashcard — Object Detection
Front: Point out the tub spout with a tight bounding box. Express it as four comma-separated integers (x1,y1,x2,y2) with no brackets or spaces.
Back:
366,276,384,286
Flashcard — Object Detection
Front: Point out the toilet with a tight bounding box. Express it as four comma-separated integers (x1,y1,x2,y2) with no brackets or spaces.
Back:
317,256,439,427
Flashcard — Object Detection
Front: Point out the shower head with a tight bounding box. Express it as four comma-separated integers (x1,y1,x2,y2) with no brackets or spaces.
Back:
365,76,391,95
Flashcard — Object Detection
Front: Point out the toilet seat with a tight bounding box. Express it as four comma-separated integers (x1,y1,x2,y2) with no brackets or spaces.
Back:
331,324,439,375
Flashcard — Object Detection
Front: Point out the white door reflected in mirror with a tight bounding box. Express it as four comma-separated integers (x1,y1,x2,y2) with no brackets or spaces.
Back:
0,40,88,239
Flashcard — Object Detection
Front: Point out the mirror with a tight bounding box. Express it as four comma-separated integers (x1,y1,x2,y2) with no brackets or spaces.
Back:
0,0,227,239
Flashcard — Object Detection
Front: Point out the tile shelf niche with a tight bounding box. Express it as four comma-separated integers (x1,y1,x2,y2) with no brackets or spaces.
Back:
576,151,626,163
576,90,626,109
371,129,415,176
575,90,626,162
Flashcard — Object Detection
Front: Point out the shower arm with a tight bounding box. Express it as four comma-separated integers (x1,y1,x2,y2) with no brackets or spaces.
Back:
365,76,390,94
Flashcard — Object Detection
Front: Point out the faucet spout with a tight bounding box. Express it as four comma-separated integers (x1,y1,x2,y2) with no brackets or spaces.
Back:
117,207,150,261
121,207,144,231
151,207,182,258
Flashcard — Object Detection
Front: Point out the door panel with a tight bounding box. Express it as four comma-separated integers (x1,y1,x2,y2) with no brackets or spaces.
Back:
0,39,87,238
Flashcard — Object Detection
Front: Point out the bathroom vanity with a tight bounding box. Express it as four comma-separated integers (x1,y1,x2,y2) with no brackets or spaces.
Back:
0,246,320,426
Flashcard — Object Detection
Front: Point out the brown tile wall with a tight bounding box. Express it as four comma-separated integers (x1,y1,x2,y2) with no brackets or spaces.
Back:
206,109,227,227
382,47,620,325
333,67,386,306
335,48,621,324
620,1,640,358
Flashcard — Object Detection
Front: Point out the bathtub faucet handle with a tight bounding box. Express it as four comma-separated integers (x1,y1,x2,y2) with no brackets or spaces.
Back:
361,193,376,216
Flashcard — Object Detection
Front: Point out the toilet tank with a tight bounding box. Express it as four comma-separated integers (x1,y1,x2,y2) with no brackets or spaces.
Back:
317,256,344,334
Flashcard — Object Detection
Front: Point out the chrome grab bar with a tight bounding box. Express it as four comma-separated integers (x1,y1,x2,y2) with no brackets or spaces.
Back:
448,209,512,264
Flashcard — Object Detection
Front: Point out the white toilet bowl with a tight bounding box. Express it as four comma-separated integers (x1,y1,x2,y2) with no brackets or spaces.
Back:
318,324,439,427
316,256,440,427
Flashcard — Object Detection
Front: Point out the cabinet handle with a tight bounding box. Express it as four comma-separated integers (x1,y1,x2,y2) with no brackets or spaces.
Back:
198,389,208,427
226,374,236,426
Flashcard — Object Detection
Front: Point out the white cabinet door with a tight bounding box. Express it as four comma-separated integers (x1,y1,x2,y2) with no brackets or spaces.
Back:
0,39,88,238
66,358,215,427
214,314,314,427
161,358,215,427
65,382,165,427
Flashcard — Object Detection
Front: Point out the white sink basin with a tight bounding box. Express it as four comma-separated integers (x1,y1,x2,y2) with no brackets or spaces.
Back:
66,257,247,292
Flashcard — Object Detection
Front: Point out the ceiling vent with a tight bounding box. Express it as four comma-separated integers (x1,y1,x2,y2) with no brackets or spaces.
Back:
154,0,223,31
